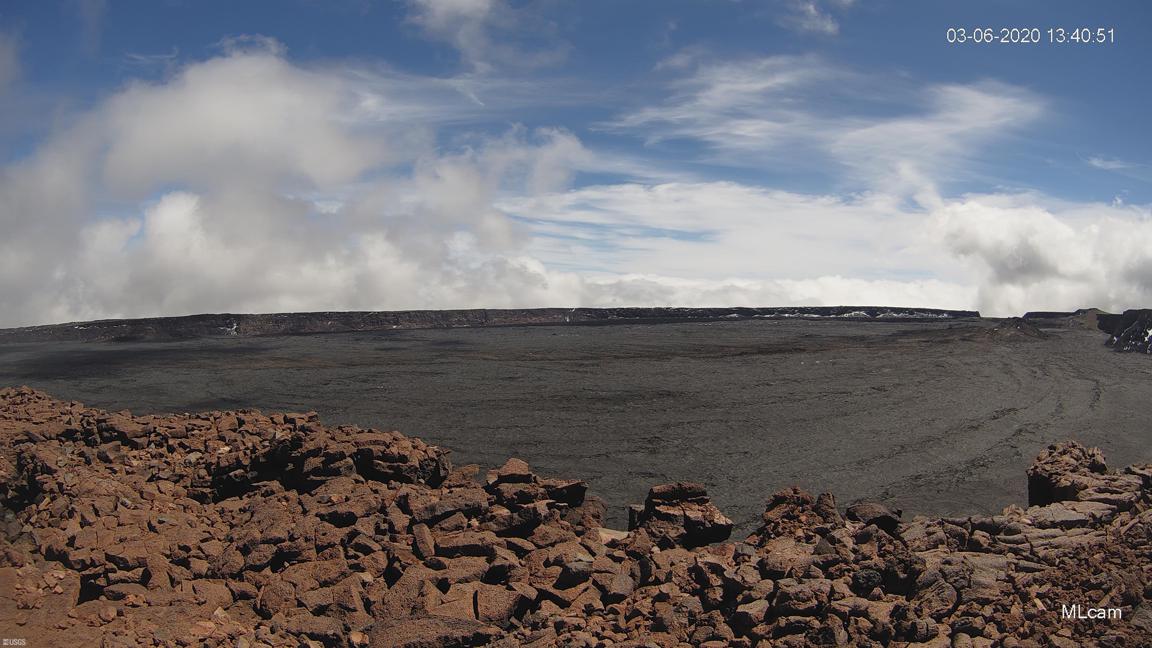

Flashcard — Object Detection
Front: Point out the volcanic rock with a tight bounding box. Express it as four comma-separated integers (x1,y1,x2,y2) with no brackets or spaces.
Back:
845,501,902,535
627,482,734,548
1099,308,1152,353
1,387,1150,646
987,317,1048,339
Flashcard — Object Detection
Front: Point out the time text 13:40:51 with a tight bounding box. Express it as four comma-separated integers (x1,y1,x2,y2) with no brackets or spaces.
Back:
946,27,1115,45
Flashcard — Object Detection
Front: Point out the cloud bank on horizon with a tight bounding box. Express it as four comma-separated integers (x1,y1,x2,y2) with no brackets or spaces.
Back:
0,0,1150,327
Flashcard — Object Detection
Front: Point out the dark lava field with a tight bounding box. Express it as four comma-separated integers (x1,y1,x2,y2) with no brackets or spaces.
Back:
1,316,1148,532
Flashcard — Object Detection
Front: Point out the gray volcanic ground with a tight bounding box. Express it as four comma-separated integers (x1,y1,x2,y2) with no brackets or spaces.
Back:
2,317,1148,532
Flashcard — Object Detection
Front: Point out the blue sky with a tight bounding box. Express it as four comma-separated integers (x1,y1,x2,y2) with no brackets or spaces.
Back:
1,1,1150,325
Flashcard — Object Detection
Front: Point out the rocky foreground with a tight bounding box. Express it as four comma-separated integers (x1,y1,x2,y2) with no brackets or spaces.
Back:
1,388,1149,647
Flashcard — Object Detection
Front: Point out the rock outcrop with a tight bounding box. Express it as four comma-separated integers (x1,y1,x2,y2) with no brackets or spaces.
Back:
1022,308,1102,330
1,387,1149,646
1098,309,1152,353
627,483,734,549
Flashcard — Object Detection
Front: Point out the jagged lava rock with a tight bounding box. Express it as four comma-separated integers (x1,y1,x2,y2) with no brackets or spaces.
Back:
627,481,734,548
1,387,1150,647
1098,308,1152,353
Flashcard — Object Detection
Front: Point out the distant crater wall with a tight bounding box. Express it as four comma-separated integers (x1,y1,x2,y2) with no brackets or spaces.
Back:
0,306,981,343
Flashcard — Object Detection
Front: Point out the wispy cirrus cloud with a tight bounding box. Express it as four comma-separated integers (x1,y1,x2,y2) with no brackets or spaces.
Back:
1087,156,1132,171
1085,155,1152,185
405,0,568,74
611,55,842,148
777,0,842,35
609,55,1044,194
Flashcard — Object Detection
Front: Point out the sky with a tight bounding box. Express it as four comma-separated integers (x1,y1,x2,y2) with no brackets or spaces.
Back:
0,0,1150,327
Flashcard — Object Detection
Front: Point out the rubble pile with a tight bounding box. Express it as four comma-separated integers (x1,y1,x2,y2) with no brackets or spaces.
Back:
986,318,1048,340
1,386,1149,647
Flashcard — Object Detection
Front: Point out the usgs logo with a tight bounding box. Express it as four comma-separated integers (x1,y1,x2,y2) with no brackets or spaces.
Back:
1061,604,1123,620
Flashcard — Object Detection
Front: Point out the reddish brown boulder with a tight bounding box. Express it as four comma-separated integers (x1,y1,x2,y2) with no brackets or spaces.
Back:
627,482,733,548
1027,441,1108,506
486,458,534,486
845,501,901,536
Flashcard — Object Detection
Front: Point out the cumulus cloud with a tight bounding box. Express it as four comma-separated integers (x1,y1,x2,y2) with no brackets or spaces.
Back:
1,45,711,326
930,194,1152,315
600,55,1152,317
504,180,1152,317
0,47,584,325
100,53,386,193
406,0,566,73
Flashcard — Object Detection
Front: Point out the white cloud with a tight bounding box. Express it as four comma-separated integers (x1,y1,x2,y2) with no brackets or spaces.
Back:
778,1,840,35
611,57,1044,196
2,43,1148,328
504,181,1152,317
930,194,1152,315
577,274,973,312
617,55,835,141
0,46,603,326
122,48,181,74
501,182,949,281
1083,155,1152,185
215,34,287,57
100,52,386,193
1087,156,1131,171
501,180,979,310
831,82,1044,193
406,0,566,73
0,40,979,327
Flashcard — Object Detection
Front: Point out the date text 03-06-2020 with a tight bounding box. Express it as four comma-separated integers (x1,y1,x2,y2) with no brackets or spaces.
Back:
946,27,1115,45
